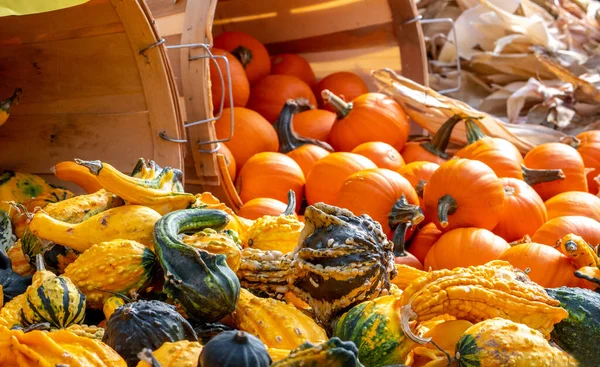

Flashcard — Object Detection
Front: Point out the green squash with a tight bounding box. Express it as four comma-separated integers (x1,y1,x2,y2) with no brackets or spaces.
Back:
271,337,363,367
546,287,600,366
0,210,14,252
199,330,271,367
153,209,240,322
333,295,414,367
129,157,185,192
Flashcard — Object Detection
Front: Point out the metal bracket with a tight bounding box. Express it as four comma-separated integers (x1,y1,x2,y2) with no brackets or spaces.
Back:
404,15,461,94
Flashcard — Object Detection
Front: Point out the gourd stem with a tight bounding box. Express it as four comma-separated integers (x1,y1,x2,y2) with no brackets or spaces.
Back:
437,195,458,228
231,46,253,68
415,180,427,198
560,135,580,149
0,88,22,111
274,100,333,153
35,253,46,271
321,89,352,118
137,349,163,367
234,330,249,343
282,190,296,216
464,118,486,144
421,115,464,159
74,158,103,176
389,195,425,256
574,268,600,286
521,165,565,186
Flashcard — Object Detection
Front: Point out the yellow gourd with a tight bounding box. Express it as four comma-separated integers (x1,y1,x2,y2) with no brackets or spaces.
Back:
391,264,427,290
135,340,203,367
103,296,126,320
182,228,242,271
0,293,26,328
0,171,53,213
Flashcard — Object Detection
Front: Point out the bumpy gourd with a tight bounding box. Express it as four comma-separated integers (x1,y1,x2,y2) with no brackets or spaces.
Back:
391,264,426,290
334,295,414,367
0,248,32,302
28,205,161,252
237,248,293,298
64,240,155,308
61,324,105,340
0,293,25,328
198,330,272,367
10,187,75,238
153,209,240,322
556,233,599,268
130,158,185,192
192,192,254,238
455,318,578,367
182,228,242,271
0,210,14,251
136,340,203,367
21,255,86,328
399,260,568,338
271,337,363,367
234,288,327,349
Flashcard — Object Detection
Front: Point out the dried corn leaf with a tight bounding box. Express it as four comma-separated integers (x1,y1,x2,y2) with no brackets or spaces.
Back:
535,52,600,103
468,53,556,82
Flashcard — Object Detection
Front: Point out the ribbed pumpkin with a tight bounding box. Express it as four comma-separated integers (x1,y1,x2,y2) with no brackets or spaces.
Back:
351,141,404,171
424,228,509,270
217,143,237,181
238,198,288,220
316,71,368,109
532,215,600,246
290,109,337,143
323,90,410,152
64,240,155,309
305,152,376,205
523,142,588,200
333,295,415,367
215,107,279,171
572,130,600,194
423,158,505,232
492,178,547,242
406,223,442,264
213,31,271,84
498,242,579,287
545,191,600,222
210,48,250,112
182,228,242,272
247,75,317,123
271,54,317,88
237,152,305,212
234,289,327,349
400,115,461,165
136,340,203,367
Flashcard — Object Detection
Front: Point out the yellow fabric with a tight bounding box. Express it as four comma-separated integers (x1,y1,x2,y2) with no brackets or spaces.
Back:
0,0,88,17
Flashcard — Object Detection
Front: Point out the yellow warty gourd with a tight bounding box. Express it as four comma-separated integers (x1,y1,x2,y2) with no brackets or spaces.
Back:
391,264,427,290
245,214,304,253
182,228,242,271
0,293,25,328
135,340,203,367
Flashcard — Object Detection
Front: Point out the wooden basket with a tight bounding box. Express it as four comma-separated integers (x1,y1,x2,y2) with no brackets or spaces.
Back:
0,0,185,191
149,0,428,211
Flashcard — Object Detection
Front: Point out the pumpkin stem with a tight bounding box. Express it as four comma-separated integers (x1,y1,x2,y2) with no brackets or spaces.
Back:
389,195,424,256
437,194,457,228
560,135,581,149
464,118,487,144
0,88,22,112
420,115,464,159
137,349,163,367
35,253,46,272
521,165,565,186
509,235,532,247
415,180,427,199
74,158,103,176
274,100,334,153
233,330,249,344
230,46,253,68
321,89,353,118
283,190,296,216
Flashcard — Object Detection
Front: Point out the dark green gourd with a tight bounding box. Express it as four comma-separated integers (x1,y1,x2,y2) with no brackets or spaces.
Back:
198,330,271,367
0,248,32,302
0,210,14,252
153,209,240,322
271,337,364,367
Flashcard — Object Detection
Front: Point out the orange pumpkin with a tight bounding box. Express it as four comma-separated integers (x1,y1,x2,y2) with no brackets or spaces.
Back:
569,131,600,194
305,152,376,205
423,158,505,232
532,215,600,247
545,191,600,222
424,227,509,270
214,107,279,171
397,161,440,218
238,198,289,220
287,145,330,178
394,252,424,270
270,54,317,88
316,71,368,110
237,152,305,212
498,242,579,288
492,178,547,242
322,91,410,152
247,75,317,123
213,31,271,84
217,143,237,181
406,223,442,264
291,109,336,142
351,142,404,171
209,48,250,112
400,115,462,165
523,142,587,200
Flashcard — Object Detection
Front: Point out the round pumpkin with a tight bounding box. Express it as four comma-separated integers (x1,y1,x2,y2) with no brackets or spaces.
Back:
324,91,410,152
573,131,600,194
397,161,440,219
498,242,579,288
270,54,317,88
492,178,547,242
523,142,588,200
305,152,376,205
247,75,317,123
291,108,336,142
213,31,271,84
545,191,600,222
214,107,278,171
423,158,505,232
217,143,237,181
287,144,330,177
237,152,305,212
406,223,442,264
316,71,368,109
394,252,423,270
532,215,600,247
424,227,509,270
400,115,462,165
209,48,250,112
351,142,405,171
238,198,289,220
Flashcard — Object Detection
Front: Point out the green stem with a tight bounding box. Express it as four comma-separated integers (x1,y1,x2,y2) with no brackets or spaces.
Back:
560,135,581,149
420,115,463,159
274,100,333,153
437,194,458,228
231,46,253,68
522,165,565,186
574,269,600,286
388,195,424,256
415,180,427,199
0,88,22,113
282,190,296,216
321,89,352,118
465,118,487,144
74,158,103,175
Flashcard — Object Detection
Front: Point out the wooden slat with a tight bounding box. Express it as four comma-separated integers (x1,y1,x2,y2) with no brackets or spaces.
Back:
13,93,147,116
164,34,183,94
145,0,187,19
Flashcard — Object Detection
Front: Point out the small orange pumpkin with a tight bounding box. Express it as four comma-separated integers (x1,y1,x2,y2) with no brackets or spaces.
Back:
209,48,250,112
423,158,505,232
351,142,404,171
532,215,600,247
322,90,410,152
217,143,237,181
492,178,547,242
316,71,368,110
237,152,305,212
238,198,288,220
406,222,442,264
305,152,376,205
424,227,509,270
397,161,440,218
271,54,317,88
213,31,271,84
400,115,462,165
545,191,600,222
291,108,336,142
571,131,600,194
287,145,330,178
